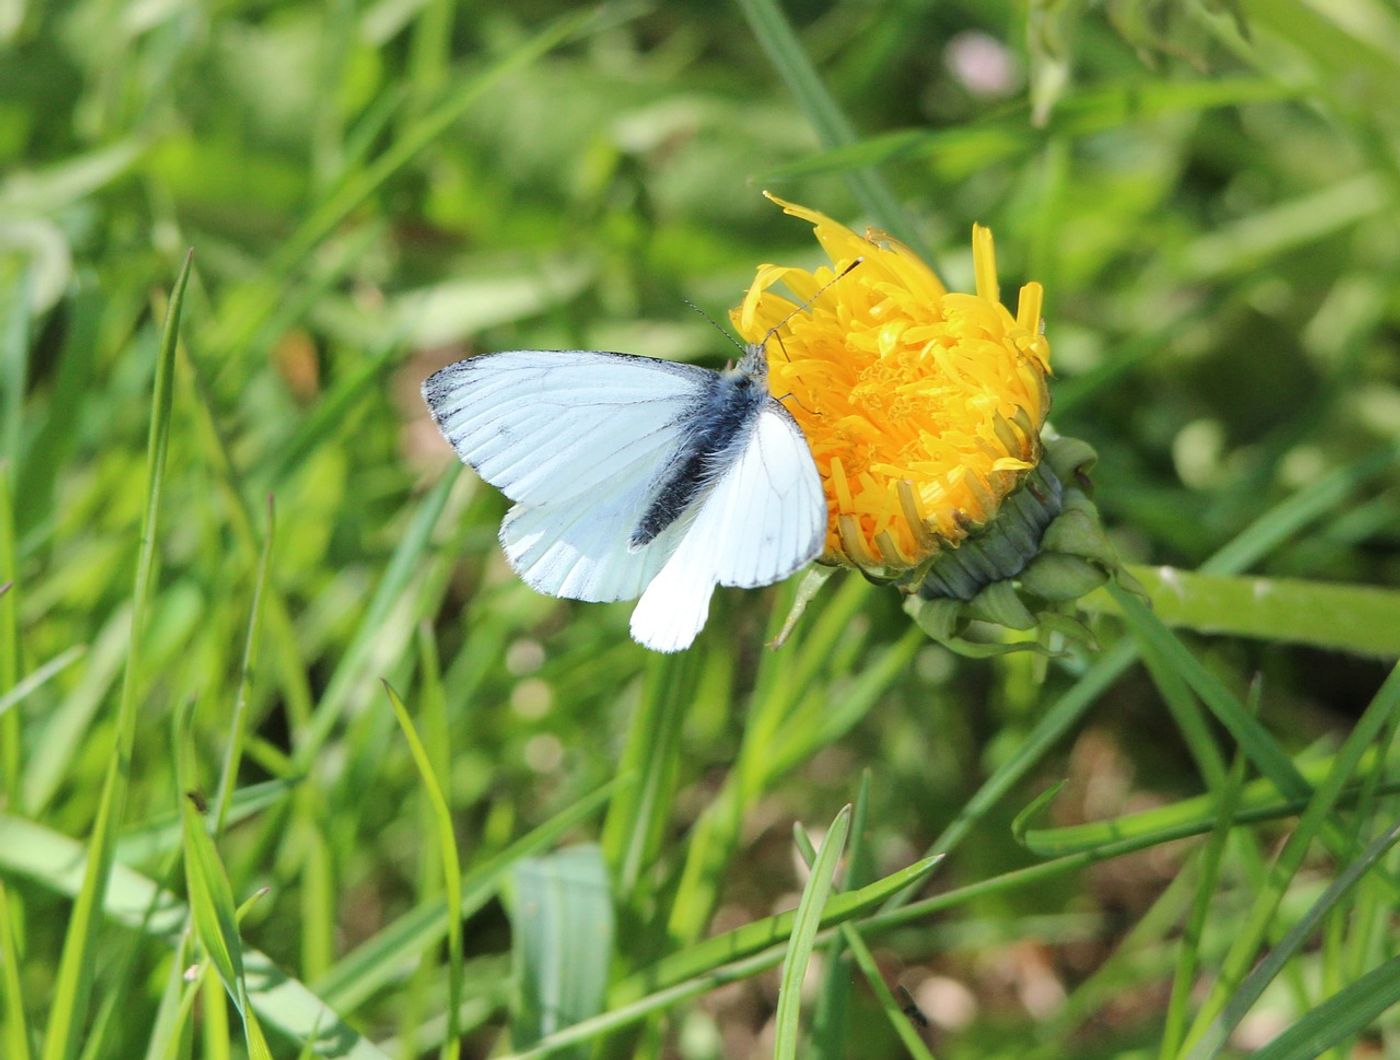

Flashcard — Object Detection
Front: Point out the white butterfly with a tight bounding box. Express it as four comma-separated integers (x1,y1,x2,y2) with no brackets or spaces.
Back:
422,340,826,652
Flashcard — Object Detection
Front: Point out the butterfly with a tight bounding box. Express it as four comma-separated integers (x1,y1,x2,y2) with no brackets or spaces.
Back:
421,337,827,652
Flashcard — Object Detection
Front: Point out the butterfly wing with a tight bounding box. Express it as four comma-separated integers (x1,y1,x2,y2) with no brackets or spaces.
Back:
423,350,710,507
628,400,826,652
423,350,711,603
498,473,696,603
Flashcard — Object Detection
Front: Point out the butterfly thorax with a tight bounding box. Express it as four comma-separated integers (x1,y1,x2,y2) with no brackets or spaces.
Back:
629,362,771,549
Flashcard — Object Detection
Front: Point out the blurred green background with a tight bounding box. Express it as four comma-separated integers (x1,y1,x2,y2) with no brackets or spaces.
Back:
3,0,1400,1057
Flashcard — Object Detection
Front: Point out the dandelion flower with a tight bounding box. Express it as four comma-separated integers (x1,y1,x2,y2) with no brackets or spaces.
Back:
736,194,1127,651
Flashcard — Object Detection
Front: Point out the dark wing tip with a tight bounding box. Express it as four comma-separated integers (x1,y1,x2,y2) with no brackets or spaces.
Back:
421,360,473,415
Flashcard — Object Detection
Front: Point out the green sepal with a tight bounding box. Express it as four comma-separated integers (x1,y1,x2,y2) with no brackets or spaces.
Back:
1044,434,1098,483
968,580,1038,630
1018,553,1109,602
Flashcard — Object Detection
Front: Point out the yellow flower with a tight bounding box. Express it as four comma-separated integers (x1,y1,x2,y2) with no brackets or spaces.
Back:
732,193,1052,581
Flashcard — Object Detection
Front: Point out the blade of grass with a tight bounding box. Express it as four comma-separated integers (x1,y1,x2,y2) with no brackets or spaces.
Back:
614,849,942,1006
213,495,274,833
1015,767,1400,858
0,813,388,1058
384,680,464,1060
731,0,929,258
774,804,850,1060
0,643,86,721
810,770,872,1060
40,249,193,1060
1087,565,1400,657
1247,954,1400,1060
174,700,273,1059
1187,817,1400,1059
1160,697,1255,1058
794,802,938,1060
0,264,27,811
311,777,622,1014
0,881,30,1060
1180,660,1400,1052
510,845,614,1057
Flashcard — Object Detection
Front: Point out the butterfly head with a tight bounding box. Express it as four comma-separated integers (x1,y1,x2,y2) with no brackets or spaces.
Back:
737,341,770,381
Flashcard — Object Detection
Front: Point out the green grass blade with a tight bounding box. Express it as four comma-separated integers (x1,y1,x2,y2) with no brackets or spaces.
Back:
1017,762,1400,857
174,701,274,1060
774,803,850,1060
1160,709,1253,1058
1188,818,1400,1059
312,777,621,1013
0,813,388,1058
810,770,872,1059
600,651,694,904
384,680,464,1060
1247,955,1400,1060
295,463,460,762
209,8,598,359
731,0,928,258
0,881,31,1060
838,923,937,1060
795,799,938,1060
0,644,86,721
1180,661,1400,1052
510,845,614,1057
176,703,243,1000
1,264,29,810
616,850,942,1006
213,495,274,833
40,249,193,1060
1089,566,1400,657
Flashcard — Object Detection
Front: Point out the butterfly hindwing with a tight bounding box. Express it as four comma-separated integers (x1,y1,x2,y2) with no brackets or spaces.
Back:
628,401,826,652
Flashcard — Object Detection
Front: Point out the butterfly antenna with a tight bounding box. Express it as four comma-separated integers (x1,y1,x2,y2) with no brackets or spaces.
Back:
682,298,746,355
760,257,861,414
760,257,864,348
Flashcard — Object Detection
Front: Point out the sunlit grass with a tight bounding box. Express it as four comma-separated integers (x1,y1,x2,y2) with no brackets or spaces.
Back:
3,1,1400,1057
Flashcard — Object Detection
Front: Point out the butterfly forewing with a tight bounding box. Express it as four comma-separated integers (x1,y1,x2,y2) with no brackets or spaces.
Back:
423,350,709,506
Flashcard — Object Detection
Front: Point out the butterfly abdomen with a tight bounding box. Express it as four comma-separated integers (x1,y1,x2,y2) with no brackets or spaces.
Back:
629,371,767,548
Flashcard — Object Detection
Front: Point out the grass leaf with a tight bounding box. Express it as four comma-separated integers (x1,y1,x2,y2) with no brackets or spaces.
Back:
40,249,193,1060
510,845,614,1057
384,680,465,1060
773,804,850,1060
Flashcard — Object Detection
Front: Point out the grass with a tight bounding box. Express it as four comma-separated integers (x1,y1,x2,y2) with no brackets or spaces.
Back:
3,0,1400,1057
